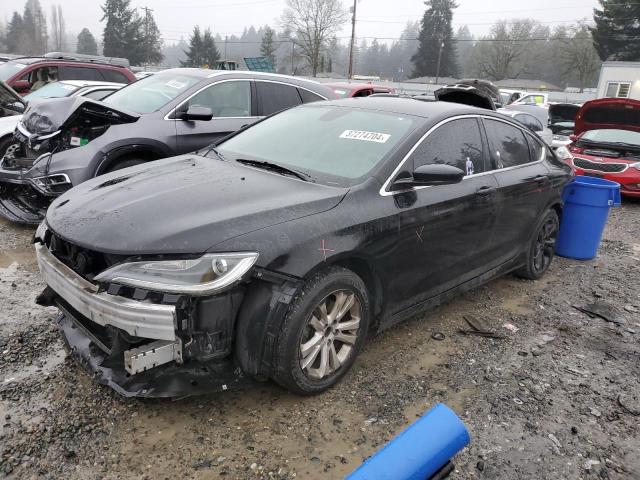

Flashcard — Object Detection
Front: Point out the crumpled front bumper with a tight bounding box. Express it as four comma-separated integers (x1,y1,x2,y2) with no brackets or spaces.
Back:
57,313,250,398
0,166,48,224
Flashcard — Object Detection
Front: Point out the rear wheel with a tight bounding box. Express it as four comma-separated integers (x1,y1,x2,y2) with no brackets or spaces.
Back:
515,209,559,280
272,267,370,395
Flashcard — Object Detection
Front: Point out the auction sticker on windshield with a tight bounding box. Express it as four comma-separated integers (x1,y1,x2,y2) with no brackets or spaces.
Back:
340,130,390,143
165,80,188,89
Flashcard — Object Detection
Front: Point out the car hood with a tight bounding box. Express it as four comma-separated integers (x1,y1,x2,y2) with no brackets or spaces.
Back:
575,98,640,136
548,103,580,125
0,80,24,118
46,155,347,255
20,96,139,136
435,82,497,110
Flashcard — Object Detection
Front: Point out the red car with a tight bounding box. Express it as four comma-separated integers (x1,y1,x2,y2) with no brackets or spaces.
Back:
562,98,640,198
0,54,135,95
326,82,395,98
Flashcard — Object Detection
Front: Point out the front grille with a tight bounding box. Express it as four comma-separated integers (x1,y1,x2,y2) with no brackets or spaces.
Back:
573,157,627,173
44,232,126,281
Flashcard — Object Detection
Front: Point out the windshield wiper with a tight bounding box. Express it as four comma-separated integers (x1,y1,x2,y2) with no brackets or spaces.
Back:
236,158,313,181
204,145,226,161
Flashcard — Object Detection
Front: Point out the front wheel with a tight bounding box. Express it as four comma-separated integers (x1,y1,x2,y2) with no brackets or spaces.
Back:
272,267,370,395
515,209,559,280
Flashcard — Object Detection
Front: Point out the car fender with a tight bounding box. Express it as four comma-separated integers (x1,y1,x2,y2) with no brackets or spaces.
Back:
95,140,174,175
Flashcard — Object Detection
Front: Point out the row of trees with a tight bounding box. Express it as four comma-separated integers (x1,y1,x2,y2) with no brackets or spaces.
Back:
0,0,101,57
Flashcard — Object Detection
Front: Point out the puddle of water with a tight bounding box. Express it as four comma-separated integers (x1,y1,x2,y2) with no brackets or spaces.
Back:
0,246,36,269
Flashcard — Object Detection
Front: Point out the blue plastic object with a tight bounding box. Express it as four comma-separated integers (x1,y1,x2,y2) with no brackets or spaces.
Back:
346,404,470,480
555,176,621,260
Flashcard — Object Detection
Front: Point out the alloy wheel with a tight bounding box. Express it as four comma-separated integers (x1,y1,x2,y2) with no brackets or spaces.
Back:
299,290,361,380
533,216,558,273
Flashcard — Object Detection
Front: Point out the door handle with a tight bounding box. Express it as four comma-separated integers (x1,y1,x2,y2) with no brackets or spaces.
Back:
475,186,495,196
533,175,548,184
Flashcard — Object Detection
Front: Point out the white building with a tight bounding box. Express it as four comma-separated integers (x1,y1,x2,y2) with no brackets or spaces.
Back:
596,61,640,99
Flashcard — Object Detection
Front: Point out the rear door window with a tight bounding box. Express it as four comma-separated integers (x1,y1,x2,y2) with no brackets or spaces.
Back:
483,119,532,169
188,80,252,117
256,81,302,116
59,66,101,81
411,118,486,176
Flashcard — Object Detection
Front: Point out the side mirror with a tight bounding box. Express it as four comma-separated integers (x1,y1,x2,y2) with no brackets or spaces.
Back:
12,80,31,93
183,105,213,121
393,164,465,189
8,101,25,113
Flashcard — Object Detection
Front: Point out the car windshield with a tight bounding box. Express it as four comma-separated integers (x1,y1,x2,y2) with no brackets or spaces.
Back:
24,82,80,100
581,129,640,146
103,73,201,114
215,104,418,185
0,62,27,81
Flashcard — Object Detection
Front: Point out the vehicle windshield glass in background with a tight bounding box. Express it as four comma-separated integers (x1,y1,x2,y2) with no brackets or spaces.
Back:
216,104,418,183
581,129,640,146
0,62,27,81
103,73,201,114
24,82,80,100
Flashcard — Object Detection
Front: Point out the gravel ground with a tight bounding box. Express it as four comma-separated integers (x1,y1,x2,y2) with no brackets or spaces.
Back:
1,202,639,480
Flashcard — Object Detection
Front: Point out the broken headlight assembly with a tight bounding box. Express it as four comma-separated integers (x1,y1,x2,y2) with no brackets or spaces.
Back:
94,252,259,296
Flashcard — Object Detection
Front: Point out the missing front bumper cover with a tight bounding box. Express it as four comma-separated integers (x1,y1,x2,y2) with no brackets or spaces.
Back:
124,339,183,375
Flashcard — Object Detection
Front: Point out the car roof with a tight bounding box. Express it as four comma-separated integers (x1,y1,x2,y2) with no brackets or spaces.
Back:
7,57,128,68
59,80,125,88
320,97,496,118
497,108,530,118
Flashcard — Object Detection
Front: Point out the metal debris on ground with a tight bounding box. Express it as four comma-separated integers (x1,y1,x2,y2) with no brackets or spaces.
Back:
431,332,446,341
573,302,626,325
458,316,507,339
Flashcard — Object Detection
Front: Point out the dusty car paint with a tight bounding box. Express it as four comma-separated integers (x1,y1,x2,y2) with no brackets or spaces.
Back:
34,98,572,397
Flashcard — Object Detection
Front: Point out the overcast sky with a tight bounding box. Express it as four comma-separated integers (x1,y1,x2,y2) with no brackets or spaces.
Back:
0,0,600,45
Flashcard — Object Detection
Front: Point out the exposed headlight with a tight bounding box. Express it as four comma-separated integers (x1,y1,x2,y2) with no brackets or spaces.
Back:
94,252,259,296
555,146,573,160
631,162,640,171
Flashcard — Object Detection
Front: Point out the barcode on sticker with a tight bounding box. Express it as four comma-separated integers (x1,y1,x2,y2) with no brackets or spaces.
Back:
340,130,390,143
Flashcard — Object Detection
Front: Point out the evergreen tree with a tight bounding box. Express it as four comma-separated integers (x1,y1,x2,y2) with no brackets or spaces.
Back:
101,0,141,60
140,8,164,65
26,0,48,54
591,0,640,61
6,12,24,54
77,28,98,55
411,0,459,78
260,26,277,69
182,26,204,67
202,28,220,68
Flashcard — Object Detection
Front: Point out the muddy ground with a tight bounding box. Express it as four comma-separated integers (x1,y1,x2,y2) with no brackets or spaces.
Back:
1,202,639,480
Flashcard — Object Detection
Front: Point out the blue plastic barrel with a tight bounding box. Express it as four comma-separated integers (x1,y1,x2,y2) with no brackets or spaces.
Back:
346,404,470,480
555,176,621,260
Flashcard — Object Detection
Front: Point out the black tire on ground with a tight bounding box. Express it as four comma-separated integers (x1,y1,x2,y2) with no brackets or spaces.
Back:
272,266,371,395
515,209,560,280
105,158,145,173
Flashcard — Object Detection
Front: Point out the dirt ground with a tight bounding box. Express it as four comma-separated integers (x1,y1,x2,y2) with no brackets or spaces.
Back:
1,201,639,480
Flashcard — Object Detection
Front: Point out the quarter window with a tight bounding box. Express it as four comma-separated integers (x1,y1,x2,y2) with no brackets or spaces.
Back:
484,119,532,168
100,70,130,84
298,88,324,103
526,133,545,163
411,118,486,176
256,81,302,116
188,81,252,117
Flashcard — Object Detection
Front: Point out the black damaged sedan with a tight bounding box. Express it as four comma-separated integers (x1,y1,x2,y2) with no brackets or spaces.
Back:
34,97,571,397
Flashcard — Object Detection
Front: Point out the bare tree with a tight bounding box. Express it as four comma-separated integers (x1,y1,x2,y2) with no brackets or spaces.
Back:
555,23,601,92
474,19,540,81
280,0,348,76
50,4,66,51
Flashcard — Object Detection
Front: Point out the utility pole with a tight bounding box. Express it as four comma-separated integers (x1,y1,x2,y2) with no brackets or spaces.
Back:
435,41,444,85
347,0,357,80
140,6,153,66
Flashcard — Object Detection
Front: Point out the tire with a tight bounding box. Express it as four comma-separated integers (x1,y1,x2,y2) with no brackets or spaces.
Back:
272,266,371,395
0,136,21,160
105,158,145,173
515,209,559,280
